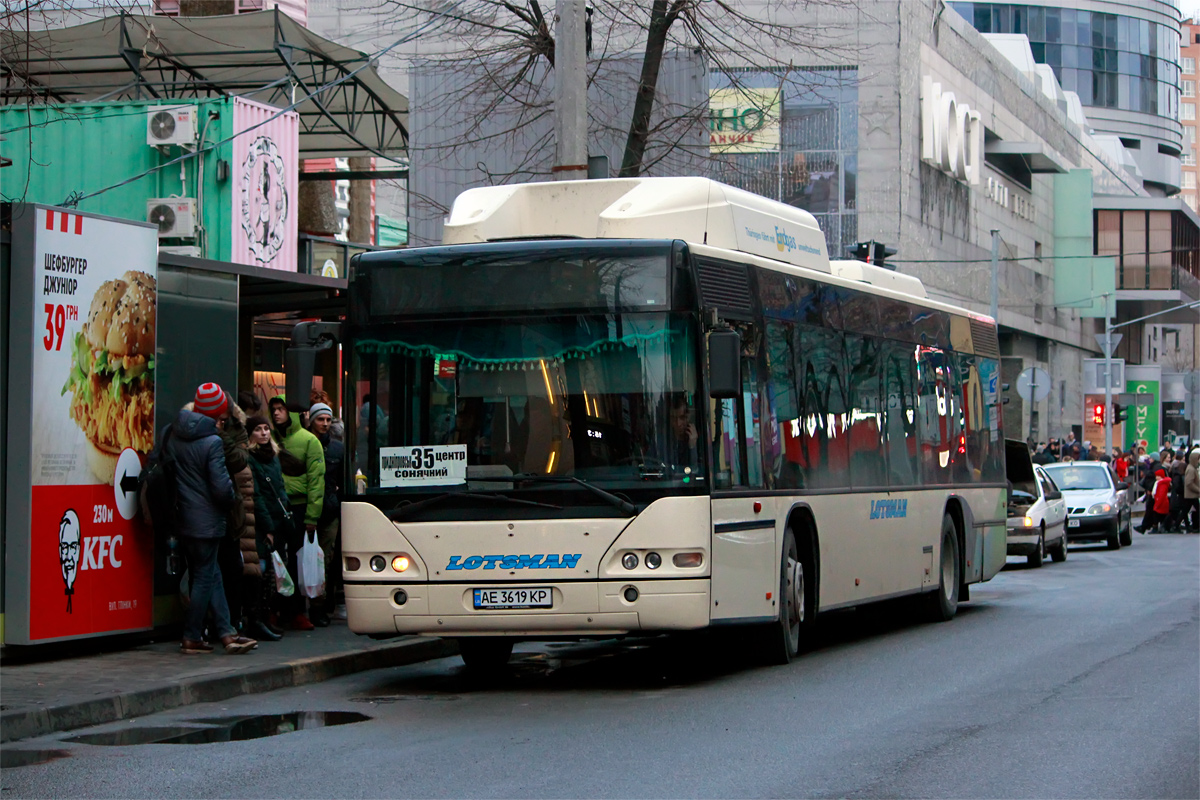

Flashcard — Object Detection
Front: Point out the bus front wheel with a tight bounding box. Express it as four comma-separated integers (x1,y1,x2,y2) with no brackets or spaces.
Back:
457,637,514,671
760,530,803,665
927,514,960,622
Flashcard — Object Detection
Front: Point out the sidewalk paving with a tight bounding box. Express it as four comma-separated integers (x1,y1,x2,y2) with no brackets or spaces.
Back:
0,622,456,743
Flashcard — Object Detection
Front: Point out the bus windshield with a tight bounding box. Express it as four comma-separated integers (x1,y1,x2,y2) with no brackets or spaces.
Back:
350,312,702,494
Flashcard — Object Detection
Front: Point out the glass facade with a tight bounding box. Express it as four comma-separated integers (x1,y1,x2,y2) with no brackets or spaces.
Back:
949,3,1179,119
709,68,859,258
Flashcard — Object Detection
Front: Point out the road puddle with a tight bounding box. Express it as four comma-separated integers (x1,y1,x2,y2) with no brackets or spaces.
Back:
64,712,370,746
1,749,71,769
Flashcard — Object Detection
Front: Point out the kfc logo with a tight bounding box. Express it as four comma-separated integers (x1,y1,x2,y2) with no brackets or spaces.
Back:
58,509,81,613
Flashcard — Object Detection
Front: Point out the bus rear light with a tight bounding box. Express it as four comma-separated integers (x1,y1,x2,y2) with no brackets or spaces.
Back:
392,555,411,572
673,552,703,568
370,555,386,572
344,556,361,571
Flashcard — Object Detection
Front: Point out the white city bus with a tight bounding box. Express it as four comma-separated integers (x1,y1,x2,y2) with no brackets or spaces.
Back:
336,177,1007,668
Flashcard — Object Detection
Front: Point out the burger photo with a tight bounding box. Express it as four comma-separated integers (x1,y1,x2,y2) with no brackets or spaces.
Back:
62,270,157,483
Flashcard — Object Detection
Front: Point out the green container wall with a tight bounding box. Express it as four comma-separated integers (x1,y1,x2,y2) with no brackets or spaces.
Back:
0,100,237,261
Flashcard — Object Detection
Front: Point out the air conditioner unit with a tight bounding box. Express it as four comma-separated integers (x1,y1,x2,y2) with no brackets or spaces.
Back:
147,198,197,239
146,106,197,147
159,245,201,257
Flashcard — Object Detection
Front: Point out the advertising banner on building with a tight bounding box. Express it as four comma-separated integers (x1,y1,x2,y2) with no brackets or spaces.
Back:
709,88,781,154
5,205,158,643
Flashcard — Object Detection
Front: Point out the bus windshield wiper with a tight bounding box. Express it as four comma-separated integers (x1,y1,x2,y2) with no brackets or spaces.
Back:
469,474,639,515
389,490,561,521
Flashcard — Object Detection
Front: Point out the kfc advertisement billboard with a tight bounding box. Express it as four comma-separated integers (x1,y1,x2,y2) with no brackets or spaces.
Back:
5,205,158,644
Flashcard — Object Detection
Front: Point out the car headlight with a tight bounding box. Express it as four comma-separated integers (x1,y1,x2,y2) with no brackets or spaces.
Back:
1023,516,1034,527
1087,502,1113,515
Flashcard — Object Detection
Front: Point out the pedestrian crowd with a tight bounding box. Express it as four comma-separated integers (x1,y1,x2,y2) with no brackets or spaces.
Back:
141,382,346,655
1027,434,1200,535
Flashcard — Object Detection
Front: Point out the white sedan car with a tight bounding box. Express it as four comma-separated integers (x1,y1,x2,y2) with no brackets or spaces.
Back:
1007,465,1069,567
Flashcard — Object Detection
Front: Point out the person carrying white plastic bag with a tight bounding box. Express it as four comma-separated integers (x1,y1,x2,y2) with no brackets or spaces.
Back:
296,528,325,599
271,549,295,597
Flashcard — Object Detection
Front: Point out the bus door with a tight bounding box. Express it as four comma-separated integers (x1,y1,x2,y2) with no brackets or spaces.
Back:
709,323,776,623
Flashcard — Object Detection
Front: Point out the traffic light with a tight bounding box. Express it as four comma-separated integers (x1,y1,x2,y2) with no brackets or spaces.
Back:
1112,401,1128,424
871,242,898,268
1092,403,1105,425
847,242,871,262
846,241,898,269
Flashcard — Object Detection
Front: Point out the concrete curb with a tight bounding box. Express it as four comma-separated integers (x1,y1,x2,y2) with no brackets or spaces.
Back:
0,637,457,744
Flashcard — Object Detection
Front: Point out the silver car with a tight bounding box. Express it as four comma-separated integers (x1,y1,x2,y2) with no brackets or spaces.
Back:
1042,462,1133,550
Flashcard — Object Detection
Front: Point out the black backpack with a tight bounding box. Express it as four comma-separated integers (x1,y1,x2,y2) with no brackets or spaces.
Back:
141,425,180,529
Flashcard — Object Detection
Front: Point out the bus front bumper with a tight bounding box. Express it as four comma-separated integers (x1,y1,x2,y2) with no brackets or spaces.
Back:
345,578,711,637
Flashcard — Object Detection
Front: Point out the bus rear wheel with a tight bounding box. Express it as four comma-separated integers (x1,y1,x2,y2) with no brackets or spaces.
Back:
760,530,803,665
457,637,514,671
926,514,960,622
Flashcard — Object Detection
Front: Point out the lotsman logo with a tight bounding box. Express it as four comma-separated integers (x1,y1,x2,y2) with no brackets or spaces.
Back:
446,554,583,571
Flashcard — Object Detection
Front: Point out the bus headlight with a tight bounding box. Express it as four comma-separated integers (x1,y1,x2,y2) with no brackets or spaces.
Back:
621,552,639,570
370,555,386,572
392,555,411,572
344,556,361,571
645,552,662,569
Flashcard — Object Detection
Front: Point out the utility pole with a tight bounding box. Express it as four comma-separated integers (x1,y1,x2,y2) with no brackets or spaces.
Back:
553,0,588,181
1103,292,1113,457
989,229,999,323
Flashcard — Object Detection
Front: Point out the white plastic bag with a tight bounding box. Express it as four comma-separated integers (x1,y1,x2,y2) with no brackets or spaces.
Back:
271,549,295,597
297,530,325,599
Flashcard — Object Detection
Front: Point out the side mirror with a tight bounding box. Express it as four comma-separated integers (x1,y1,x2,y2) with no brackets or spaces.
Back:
707,329,741,400
286,321,343,412
1116,482,1129,491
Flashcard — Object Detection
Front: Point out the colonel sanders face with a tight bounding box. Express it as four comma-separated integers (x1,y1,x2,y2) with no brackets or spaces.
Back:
59,510,81,609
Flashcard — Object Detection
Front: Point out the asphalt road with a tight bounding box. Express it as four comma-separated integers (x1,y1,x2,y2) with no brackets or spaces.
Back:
4,534,1198,799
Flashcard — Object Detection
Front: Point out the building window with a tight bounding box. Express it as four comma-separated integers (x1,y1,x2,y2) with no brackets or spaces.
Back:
1186,57,1197,76
1183,104,1196,121
1034,240,1042,261
1184,151,1197,166
1183,172,1197,190
955,4,1180,120
1185,81,1196,99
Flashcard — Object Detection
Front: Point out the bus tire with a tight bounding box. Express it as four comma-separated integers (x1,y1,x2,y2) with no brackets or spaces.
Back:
457,637,514,671
760,530,802,665
927,514,960,622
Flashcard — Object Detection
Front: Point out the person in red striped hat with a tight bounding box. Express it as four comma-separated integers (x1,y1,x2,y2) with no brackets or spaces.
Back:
148,382,257,654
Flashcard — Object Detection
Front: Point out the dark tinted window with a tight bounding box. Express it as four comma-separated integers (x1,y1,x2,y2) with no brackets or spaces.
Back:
795,324,850,489
359,243,671,317
882,340,920,488
917,347,956,485
846,334,887,488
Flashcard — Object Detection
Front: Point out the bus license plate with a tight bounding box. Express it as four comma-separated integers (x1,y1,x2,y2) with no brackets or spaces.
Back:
473,588,552,610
